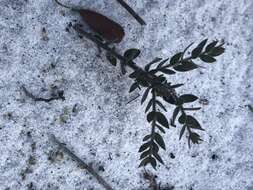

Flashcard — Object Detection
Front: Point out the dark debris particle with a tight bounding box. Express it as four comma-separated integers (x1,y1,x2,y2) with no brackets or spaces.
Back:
27,131,32,138
211,154,218,160
170,153,175,159
98,165,105,172
162,185,175,190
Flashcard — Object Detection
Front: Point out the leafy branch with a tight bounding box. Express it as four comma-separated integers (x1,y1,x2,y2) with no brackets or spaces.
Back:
73,25,225,169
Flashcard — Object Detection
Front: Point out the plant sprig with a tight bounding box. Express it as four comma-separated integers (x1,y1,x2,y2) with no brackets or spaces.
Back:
74,25,225,169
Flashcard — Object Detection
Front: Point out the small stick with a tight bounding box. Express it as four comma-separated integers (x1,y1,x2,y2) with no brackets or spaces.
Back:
22,85,65,102
49,134,114,190
126,94,140,105
115,0,146,25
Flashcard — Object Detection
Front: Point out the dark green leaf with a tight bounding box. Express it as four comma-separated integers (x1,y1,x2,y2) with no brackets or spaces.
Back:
179,94,198,103
154,133,166,150
143,135,151,141
120,61,127,75
160,68,176,75
129,82,139,93
156,112,169,128
140,150,150,159
199,54,216,63
147,111,156,123
139,142,150,152
155,124,165,133
208,46,225,56
148,69,158,75
186,116,204,130
178,113,186,124
189,132,203,144
172,107,180,125
152,142,159,153
157,58,170,68
124,48,141,60
205,41,218,52
150,157,157,169
182,42,194,57
106,53,117,66
170,52,183,65
145,57,162,71
191,39,208,58
153,152,164,164
179,125,186,140
139,157,150,167
170,84,184,88
156,100,167,112
173,61,199,72
145,99,153,113
141,87,151,104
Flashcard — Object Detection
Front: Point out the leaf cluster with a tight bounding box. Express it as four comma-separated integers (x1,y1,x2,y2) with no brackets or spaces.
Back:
105,39,225,169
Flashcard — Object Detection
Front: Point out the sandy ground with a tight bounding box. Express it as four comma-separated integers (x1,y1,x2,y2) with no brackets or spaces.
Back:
0,0,252,189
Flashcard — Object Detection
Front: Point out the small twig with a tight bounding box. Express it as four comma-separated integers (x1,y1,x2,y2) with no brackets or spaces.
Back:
22,85,65,102
49,134,114,190
126,94,140,105
115,0,146,25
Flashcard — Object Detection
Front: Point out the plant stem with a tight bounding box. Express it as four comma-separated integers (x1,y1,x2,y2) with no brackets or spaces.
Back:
150,91,156,156
115,0,146,25
22,85,65,102
49,134,114,190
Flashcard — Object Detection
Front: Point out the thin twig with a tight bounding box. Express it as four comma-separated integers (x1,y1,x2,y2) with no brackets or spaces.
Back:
115,0,146,25
49,134,114,190
126,94,140,105
22,85,65,102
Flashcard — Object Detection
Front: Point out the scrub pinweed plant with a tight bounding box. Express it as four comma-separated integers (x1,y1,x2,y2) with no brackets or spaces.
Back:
104,39,225,169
